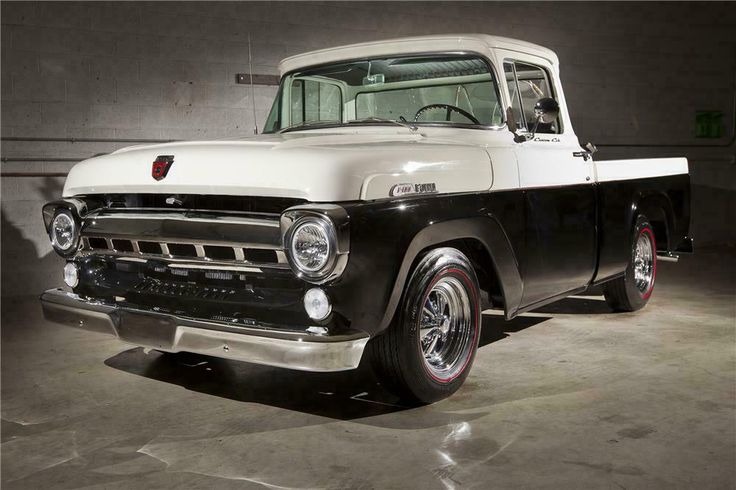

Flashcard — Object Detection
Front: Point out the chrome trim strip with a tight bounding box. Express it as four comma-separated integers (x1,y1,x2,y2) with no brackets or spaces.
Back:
116,257,148,263
167,263,263,273
89,212,280,228
98,207,284,218
40,289,368,372
79,251,290,271
84,234,281,250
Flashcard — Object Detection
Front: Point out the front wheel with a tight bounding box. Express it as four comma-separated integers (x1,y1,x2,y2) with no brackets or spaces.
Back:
603,216,657,311
370,247,481,404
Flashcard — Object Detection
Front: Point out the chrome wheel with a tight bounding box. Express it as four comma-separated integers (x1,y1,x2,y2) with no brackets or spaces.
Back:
633,230,655,296
419,276,474,381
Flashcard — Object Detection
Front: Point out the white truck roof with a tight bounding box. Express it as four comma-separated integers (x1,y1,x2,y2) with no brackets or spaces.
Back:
279,34,559,75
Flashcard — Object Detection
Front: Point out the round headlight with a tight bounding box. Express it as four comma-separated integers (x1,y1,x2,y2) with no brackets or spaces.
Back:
50,210,78,253
289,218,333,275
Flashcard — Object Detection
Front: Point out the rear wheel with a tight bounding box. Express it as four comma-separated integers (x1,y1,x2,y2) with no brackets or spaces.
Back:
603,216,657,311
370,247,481,404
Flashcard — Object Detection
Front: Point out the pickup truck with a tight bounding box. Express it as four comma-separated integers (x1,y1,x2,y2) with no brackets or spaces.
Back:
40,34,692,403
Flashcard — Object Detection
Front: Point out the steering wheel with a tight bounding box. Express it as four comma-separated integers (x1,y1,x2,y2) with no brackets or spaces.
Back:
414,104,481,125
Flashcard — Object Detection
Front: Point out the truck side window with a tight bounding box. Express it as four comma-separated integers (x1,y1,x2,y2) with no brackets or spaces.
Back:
290,79,342,125
505,61,560,134
504,62,526,131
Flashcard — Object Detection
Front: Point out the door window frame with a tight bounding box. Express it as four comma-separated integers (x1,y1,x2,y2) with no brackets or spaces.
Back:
503,58,564,134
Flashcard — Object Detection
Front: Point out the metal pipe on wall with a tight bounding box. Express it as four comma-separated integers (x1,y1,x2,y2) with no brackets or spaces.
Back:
1,137,177,144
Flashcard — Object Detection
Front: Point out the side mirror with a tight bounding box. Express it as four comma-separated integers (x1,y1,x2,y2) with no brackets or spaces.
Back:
533,97,559,124
527,97,560,140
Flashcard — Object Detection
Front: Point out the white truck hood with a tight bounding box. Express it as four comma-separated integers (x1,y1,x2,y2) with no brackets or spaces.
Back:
62,130,492,202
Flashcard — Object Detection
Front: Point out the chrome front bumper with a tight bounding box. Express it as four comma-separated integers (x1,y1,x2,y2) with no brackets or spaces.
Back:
40,289,368,372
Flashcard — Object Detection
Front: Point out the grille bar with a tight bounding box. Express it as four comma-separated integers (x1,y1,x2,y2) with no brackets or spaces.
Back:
82,236,287,268
80,210,282,249
78,209,288,270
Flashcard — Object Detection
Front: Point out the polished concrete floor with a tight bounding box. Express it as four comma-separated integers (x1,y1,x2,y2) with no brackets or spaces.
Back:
2,247,734,489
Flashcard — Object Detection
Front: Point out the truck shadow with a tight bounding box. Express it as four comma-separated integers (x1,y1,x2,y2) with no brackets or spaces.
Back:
1,176,66,297
533,296,612,315
478,311,551,347
103,311,554,420
106,345,409,420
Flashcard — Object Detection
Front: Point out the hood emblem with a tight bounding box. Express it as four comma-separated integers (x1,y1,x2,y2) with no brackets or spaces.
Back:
151,155,174,181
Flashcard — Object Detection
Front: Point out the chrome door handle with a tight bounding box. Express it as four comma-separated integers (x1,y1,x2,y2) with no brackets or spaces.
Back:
573,151,592,161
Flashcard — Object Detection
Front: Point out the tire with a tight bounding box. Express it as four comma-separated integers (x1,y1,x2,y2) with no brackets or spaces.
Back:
603,215,657,312
370,247,481,404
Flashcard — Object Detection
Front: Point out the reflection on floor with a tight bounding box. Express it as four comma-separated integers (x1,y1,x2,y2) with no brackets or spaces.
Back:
2,247,734,488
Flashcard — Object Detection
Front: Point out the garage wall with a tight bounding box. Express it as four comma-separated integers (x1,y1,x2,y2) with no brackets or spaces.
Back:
2,1,735,296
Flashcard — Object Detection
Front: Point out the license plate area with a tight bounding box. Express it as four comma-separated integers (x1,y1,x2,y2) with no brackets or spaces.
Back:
115,310,178,350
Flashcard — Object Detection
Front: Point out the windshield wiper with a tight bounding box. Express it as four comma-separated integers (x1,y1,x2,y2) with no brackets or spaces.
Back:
347,117,418,132
278,120,342,134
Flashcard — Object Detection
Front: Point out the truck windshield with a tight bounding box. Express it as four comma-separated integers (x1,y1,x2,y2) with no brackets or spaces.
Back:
263,54,503,133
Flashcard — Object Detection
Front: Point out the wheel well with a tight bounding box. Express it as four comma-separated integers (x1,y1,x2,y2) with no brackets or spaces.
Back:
420,238,504,309
639,205,669,252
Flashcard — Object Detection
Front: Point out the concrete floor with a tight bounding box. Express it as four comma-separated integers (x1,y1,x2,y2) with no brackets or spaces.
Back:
2,247,734,489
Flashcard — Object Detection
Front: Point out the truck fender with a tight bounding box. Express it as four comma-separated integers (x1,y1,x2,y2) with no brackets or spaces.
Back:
632,191,676,250
377,216,524,331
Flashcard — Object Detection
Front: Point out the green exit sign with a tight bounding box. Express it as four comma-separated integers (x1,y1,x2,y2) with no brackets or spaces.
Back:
695,110,724,138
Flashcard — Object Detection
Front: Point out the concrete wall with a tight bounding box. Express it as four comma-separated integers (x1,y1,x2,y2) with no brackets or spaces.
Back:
2,1,735,296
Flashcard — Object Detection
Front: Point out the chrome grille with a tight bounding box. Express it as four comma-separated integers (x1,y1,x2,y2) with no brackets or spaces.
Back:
81,236,286,267
78,210,288,270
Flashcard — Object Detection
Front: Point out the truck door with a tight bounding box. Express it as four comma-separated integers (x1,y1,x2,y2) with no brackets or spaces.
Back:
503,59,597,307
